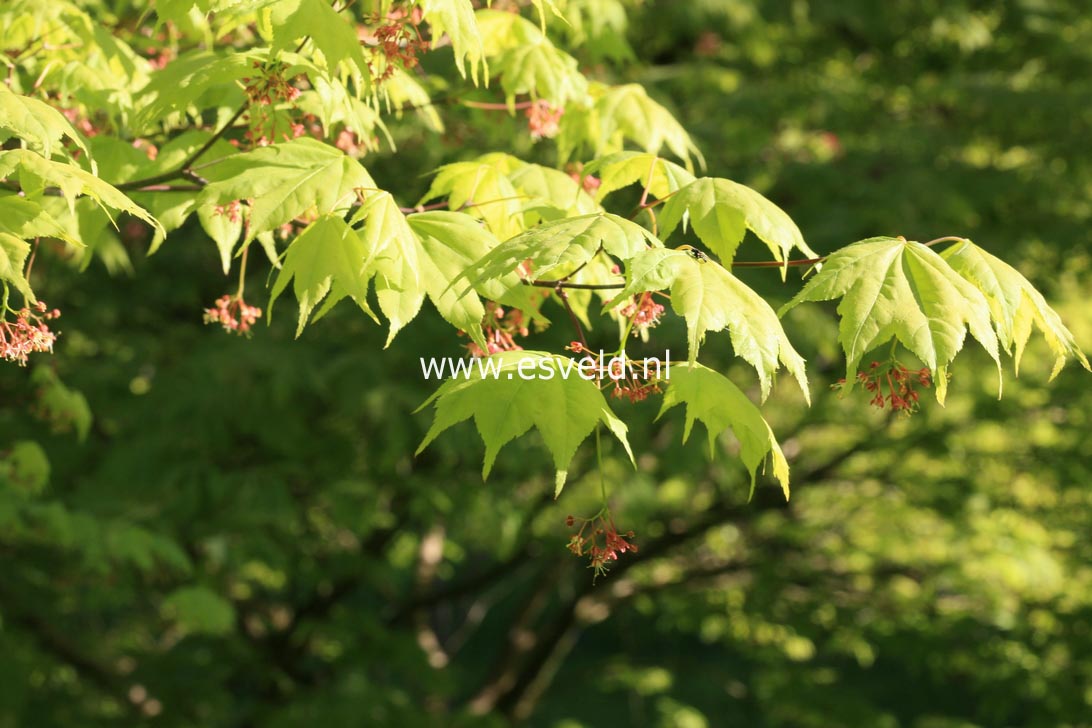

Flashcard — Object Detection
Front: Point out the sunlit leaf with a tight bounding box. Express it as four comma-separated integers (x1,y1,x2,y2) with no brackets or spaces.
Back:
415,350,634,494
780,237,1001,403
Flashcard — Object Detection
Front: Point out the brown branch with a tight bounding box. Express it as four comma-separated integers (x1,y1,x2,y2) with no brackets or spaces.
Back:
555,284,587,349
115,103,248,191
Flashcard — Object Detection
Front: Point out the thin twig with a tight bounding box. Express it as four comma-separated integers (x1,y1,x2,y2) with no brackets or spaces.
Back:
555,284,587,349
115,103,248,191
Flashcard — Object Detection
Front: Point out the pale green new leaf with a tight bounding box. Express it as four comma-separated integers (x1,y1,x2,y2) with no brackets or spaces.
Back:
415,351,634,494
658,363,790,499
132,50,256,132
0,150,162,236
780,237,1002,404
659,177,818,274
607,247,808,401
0,233,34,302
583,151,696,203
0,83,90,161
269,0,370,77
408,212,491,352
507,163,600,222
0,196,80,247
420,159,524,242
268,214,375,336
563,83,703,169
941,239,1089,378
198,138,375,242
459,212,660,297
197,204,243,274
420,0,486,82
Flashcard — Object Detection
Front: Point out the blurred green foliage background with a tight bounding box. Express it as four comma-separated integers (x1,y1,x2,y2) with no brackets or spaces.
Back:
2,1,1090,726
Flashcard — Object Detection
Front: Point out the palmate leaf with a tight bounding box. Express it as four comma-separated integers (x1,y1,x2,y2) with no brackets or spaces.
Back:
0,83,90,161
407,212,491,352
560,83,702,169
459,213,659,299
610,248,809,402
415,351,634,495
420,159,524,242
659,177,818,275
583,151,696,204
658,363,790,499
268,214,376,337
475,10,587,107
0,150,162,237
268,0,371,78
507,163,600,222
420,0,486,83
0,233,34,302
941,239,1089,378
132,50,257,132
198,138,375,242
780,237,1002,404
0,196,80,247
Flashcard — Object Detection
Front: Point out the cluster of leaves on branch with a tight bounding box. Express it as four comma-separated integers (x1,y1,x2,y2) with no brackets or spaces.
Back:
0,0,1087,552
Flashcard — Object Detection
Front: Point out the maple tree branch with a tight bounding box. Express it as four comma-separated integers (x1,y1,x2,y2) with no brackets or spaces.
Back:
115,103,248,191
555,284,587,349
523,279,625,290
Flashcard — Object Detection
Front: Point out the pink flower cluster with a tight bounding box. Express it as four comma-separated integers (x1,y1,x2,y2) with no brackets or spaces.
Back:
617,292,666,335
1,301,60,366
566,512,638,579
203,295,262,335
526,100,563,140
834,360,933,414
466,302,528,357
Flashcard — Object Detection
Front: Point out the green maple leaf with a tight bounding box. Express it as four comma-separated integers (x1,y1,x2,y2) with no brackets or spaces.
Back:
609,248,809,402
941,239,1089,378
0,233,34,302
658,177,818,275
407,212,494,352
582,151,696,204
561,83,702,169
196,204,243,275
199,138,375,242
415,351,634,495
268,214,376,337
419,0,486,83
658,363,790,499
268,0,371,78
474,11,587,106
780,237,1002,404
0,83,90,162
507,163,600,222
459,213,659,299
132,50,257,132
0,150,162,237
420,159,525,242
0,196,81,247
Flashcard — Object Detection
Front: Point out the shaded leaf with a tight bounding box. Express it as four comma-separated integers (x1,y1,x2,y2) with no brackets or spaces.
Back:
162,586,236,636
268,214,376,336
658,363,790,499
415,351,634,493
